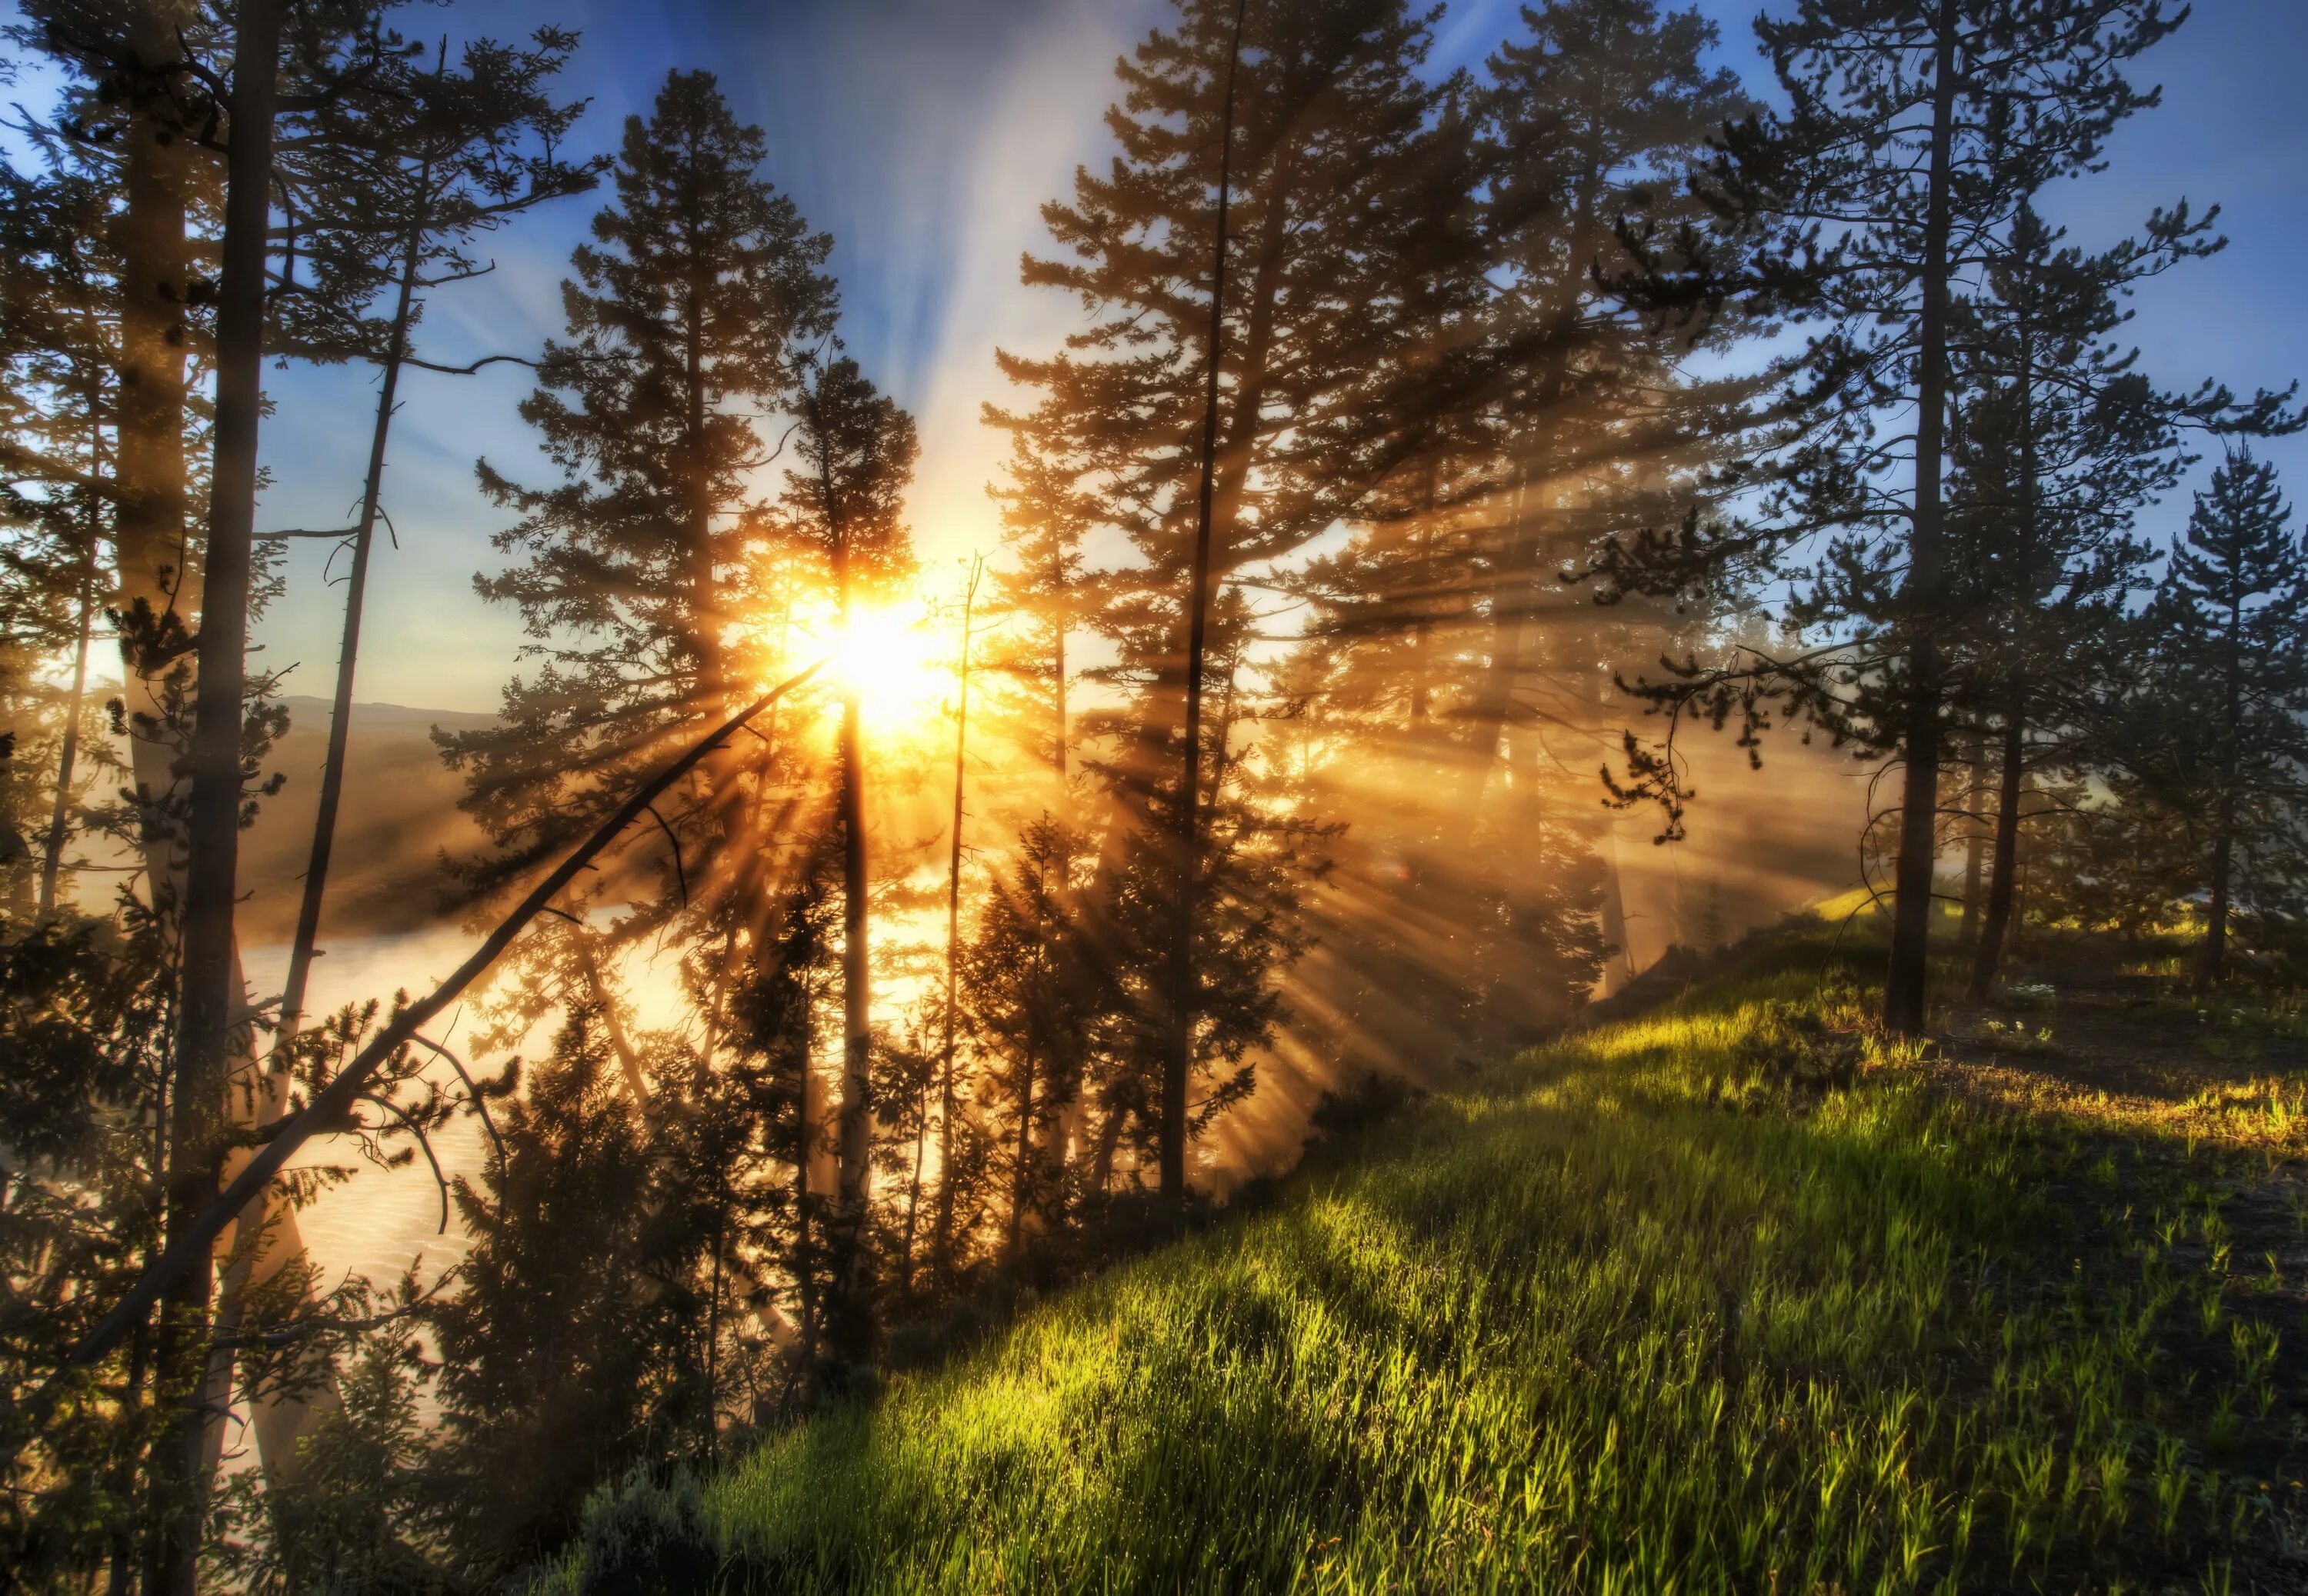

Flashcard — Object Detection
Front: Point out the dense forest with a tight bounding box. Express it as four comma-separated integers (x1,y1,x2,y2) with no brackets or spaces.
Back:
1,0,2303,1591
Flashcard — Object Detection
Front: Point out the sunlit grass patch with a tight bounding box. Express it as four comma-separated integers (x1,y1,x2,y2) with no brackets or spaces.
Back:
555,934,2298,1594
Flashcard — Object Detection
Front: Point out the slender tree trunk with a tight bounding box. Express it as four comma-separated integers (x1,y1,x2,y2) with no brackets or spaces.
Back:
824,454,875,1364
153,5,283,1588
1466,476,1531,807
1968,279,2043,1002
1465,140,1601,808
794,978,819,1368
273,212,423,1060
1161,0,1246,1204
935,561,979,1278
1966,692,2026,1001
1088,1100,1125,1203
704,1208,723,1465
1009,1038,1036,1264
899,1087,927,1297
1598,826,1635,992
40,534,99,915
1882,0,1963,1036
1958,732,1987,948
2203,792,2235,985
1409,464,1438,732
831,681,871,1351
2200,579,2248,987
1051,549,1069,783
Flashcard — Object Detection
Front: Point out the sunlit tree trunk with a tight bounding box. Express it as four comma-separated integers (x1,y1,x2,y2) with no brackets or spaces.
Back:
39,510,98,915
826,454,875,1367
934,560,980,1280
111,34,192,1591
154,5,285,1589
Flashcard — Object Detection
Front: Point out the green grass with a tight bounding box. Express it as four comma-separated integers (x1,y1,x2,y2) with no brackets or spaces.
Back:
565,936,2302,1593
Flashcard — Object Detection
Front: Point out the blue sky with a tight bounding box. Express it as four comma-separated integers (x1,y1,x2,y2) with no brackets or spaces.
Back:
228,0,2308,711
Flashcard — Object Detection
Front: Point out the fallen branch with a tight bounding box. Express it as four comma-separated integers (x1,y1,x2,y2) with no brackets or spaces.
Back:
9,660,824,1444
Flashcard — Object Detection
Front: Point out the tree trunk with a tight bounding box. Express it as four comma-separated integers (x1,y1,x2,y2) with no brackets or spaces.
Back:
1162,0,1247,1204
1958,732,1986,948
1966,695,2026,1001
273,212,422,1060
823,451,876,1364
2203,795,2235,986
1051,550,1068,782
794,978,819,1368
1008,1040,1036,1264
934,563,979,1279
39,535,98,915
152,5,284,1589
1881,0,1963,1037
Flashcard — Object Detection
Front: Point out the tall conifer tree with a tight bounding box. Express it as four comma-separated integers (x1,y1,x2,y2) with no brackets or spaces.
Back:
2126,455,2308,982
442,70,835,921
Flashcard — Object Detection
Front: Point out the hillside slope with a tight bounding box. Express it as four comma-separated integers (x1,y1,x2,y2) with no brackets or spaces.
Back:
565,931,2306,1593
235,696,492,943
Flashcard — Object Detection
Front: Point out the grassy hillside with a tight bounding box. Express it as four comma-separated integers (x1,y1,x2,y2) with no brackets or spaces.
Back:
562,931,2308,1593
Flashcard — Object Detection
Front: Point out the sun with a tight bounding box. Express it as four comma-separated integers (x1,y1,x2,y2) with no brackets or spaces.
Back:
830,600,944,728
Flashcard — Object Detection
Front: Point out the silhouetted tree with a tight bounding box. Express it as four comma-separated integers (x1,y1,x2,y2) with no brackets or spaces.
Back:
1604,0,2197,1032
441,68,835,918
995,0,1469,1201
777,352,918,1374
2120,455,2308,983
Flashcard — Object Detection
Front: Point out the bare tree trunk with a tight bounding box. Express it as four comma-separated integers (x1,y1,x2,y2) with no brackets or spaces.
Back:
2203,784,2237,986
109,35,215,1578
1966,693,2026,1002
1161,0,1246,1204
794,978,819,1369
1051,550,1068,783
153,5,284,1588
934,560,980,1280
272,211,422,1062
1958,732,1987,948
822,439,876,1364
1008,1039,1036,1264
39,533,98,915
1881,0,1963,1037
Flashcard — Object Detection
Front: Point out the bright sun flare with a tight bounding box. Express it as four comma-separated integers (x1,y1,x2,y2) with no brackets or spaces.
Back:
829,601,944,726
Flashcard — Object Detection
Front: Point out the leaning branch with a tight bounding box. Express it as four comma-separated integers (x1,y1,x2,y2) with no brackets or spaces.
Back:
8,660,825,1444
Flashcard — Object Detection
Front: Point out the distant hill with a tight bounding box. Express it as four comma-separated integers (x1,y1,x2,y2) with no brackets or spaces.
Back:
236,696,495,945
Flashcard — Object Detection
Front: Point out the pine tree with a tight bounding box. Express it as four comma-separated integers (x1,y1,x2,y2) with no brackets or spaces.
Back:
441,69,836,915
960,815,1099,1263
1941,198,2217,1000
426,1007,668,1578
1606,0,2195,1032
775,352,918,1375
2129,455,2308,982
994,0,1469,1202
